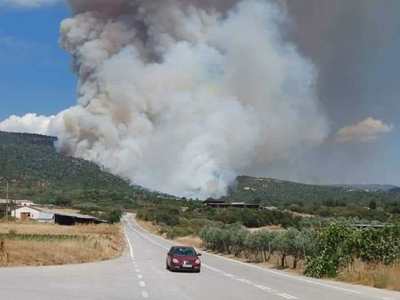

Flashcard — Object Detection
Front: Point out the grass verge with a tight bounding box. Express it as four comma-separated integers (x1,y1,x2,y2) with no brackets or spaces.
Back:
338,260,400,291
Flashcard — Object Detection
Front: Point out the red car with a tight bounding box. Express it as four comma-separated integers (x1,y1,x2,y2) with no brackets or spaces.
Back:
166,246,202,273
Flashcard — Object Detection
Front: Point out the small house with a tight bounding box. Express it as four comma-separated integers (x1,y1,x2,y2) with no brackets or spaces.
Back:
11,207,54,223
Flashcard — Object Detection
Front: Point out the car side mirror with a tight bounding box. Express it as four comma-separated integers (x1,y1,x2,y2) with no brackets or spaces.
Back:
197,253,202,256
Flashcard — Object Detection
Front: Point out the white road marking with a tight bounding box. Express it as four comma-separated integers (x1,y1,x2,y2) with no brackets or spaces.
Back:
254,285,272,291
142,291,149,298
237,278,253,285
137,275,143,279
139,281,146,287
135,269,141,273
203,265,223,273
277,293,298,299
124,230,134,259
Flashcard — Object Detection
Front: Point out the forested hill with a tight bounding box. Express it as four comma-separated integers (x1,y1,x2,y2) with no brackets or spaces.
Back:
0,131,166,209
1,131,399,210
223,176,400,206
389,187,400,194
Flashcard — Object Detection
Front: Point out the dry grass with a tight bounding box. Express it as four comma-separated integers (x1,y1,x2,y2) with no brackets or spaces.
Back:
0,222,123,267
135,219,164,235
338,260,400,291
174,236,202,248
247,225,284,232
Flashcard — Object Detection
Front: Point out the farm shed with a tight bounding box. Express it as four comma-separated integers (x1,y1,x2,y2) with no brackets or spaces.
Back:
11,208,106,225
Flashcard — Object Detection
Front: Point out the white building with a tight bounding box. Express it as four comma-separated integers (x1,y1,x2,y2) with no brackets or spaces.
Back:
15,200,35,207
11,207,54,223
0,199,35,206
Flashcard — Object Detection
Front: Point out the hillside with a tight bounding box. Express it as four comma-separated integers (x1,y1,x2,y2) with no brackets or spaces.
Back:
0,131,165,209
389,187,400,194
1,131,399,211
329,184,399,192
223,176,400,206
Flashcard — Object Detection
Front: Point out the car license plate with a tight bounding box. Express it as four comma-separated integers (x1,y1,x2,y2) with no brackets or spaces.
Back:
183,262,192,268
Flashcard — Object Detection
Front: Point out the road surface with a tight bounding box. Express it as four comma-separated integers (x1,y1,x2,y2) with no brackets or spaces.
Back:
1,214,400,300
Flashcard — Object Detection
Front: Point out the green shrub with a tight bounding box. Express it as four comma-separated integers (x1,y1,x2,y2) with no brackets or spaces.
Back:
105,209,122,224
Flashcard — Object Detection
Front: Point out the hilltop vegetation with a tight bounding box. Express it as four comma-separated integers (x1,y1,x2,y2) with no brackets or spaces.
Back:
224,176,400,206
389,187,400,194
0,131,166,210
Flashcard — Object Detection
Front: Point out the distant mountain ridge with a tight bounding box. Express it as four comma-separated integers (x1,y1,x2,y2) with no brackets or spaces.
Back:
223,176,400,206
328,184,399,192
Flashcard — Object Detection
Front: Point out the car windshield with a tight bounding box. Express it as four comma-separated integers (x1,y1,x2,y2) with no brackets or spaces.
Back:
173,248,196,256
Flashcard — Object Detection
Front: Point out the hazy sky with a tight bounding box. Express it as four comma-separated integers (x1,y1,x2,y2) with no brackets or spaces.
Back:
0,0,398,186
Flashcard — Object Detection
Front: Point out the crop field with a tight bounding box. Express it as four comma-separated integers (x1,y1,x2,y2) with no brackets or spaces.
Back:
0,222,123,267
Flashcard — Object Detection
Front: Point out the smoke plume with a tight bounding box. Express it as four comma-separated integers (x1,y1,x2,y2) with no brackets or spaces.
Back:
52,0,328,199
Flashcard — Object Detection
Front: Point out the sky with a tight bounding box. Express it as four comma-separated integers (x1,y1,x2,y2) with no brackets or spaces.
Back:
0,0,75,121
0,0,399,189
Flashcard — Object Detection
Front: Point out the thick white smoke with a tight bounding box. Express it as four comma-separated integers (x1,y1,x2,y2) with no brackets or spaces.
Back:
55,0,328,199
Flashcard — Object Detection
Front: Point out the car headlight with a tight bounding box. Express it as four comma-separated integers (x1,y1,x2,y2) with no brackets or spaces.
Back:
172,258,179,264
195,259,200,264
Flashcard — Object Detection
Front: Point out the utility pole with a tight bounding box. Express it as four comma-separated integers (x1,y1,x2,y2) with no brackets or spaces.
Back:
5,180,9,221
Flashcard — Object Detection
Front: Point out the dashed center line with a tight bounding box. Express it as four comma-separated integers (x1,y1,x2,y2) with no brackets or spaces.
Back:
139,281,146,287
142,291,149,298
124,218,150,299
277,293,298,299
254,284,272,291
237,278,253,284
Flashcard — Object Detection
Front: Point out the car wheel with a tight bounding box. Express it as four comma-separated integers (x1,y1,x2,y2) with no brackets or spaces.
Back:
166,261,170,270
196,269,201,273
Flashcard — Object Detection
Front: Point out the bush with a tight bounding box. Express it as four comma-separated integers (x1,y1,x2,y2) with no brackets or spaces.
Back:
105,209,122,224
304,223,400,278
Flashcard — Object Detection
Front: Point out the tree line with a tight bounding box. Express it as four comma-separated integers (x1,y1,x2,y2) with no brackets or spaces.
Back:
200,223,400,277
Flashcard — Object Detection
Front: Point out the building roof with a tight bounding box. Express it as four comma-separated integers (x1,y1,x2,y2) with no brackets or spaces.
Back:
38,208,105,221
0,199,13,204
16,200,34,204
0,199,34,204
12,206,41,212
12,207,106,222
38,212,54,220
203,199,225,204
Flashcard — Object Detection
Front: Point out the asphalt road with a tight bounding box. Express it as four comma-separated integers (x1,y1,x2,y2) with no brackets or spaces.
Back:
1,214,400,300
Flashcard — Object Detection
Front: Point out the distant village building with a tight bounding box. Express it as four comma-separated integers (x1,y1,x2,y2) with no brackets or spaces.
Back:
263,206,278,211
203,200,263,210
15,200,35,206
11,207,107,225
0,199,35,207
